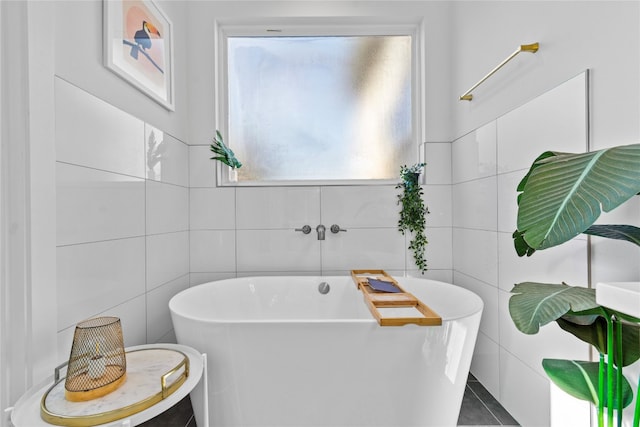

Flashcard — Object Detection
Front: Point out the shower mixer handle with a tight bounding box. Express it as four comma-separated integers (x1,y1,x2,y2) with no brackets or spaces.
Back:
295,225,312,234
330,224,347,233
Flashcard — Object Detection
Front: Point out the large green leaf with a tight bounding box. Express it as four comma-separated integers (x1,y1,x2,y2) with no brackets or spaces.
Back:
509,282,599,334
516,151,564,199
515,144,640,251
584,224,640,247
542,359,633,408
557,316,640,366
512,230,536,257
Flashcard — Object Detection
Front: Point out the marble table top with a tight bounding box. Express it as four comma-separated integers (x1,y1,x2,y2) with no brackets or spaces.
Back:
43,348,186,419
11,344,204,427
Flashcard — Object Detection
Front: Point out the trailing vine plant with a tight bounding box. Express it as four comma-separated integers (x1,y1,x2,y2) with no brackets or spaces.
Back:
396,163,429,273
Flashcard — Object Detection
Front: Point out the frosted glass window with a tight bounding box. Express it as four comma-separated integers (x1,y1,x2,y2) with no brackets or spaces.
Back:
226,35,415,183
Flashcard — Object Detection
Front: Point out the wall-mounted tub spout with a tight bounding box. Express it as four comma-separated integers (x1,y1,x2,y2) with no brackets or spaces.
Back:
316,224,326,240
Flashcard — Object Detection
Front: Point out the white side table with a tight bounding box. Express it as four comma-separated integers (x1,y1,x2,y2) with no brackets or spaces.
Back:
10,343,208,427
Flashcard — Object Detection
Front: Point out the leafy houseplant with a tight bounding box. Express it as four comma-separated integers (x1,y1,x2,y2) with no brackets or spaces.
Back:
396,163,429,273
210,130,242,170
509,143,640,426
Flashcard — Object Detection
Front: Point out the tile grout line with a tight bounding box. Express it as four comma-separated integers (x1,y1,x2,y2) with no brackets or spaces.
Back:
466,384,503,426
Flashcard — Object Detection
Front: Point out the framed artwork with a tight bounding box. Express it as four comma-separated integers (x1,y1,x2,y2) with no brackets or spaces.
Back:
104,0,174,110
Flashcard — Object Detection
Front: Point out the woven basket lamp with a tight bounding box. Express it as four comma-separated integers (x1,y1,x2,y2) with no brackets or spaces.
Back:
64,317,127,402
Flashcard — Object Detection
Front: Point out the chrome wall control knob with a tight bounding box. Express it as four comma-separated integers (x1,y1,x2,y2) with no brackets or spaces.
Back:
330,224,347,233
295,225,311,234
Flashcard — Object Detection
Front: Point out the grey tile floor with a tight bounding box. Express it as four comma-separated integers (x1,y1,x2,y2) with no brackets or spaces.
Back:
457,374,520,426
141,374,520,427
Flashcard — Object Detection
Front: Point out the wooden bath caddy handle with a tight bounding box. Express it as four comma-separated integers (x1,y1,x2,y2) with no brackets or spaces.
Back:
350,270,442,327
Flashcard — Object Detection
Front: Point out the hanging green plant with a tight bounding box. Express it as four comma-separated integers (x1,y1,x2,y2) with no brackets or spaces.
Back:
396,163,429,273
210,130,242,169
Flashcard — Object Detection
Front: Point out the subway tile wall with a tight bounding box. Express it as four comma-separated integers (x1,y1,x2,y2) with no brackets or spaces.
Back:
55,78,189,363
451,72,591,426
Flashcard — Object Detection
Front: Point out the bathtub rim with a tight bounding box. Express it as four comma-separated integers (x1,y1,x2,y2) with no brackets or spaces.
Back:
169,275,483,325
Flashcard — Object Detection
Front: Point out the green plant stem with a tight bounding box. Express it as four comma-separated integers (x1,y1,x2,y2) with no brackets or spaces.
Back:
616,319,623,427
599,353,605,427
633,374,640,427
608,317,614,427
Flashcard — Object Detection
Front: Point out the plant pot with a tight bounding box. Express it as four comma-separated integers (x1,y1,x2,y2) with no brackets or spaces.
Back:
405,172,420,186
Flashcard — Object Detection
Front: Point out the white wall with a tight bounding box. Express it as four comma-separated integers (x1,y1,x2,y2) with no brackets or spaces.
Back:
450,2,640,426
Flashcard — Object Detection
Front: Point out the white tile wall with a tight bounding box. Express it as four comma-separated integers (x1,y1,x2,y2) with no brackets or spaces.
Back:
496,74,588,174
188,146,453,280
499,348,551,427
470,332,500,397
146,180,189,234
452,176,497,230
452,121,497,183
146,275,190,343
322,228,406,271
423,185,452,228
56,163,145,246
190,230,236,273
453,228,498,285
55,78,189,361
237,229,321,272
146,231,190,291
452,72,591,426
189,145,217,188
56,79,145,178
57,237,146,331
454,271,499,342
190,188,236,230
237,187,321,229
145,124,189,187
424,142,452,185
320,185,398,228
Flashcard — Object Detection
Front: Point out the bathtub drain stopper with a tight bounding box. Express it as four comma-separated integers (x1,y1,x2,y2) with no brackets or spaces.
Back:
318,282,330,295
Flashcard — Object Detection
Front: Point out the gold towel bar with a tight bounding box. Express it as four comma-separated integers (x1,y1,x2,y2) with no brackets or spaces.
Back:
459,42,539,101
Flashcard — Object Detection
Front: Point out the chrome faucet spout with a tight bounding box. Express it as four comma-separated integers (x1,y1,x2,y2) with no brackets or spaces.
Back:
316,224,326,240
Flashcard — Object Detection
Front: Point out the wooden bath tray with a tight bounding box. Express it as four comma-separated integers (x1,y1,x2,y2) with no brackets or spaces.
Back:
350,270,442,327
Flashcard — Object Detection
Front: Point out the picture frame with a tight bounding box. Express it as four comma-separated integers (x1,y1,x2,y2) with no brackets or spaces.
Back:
103,0,175,110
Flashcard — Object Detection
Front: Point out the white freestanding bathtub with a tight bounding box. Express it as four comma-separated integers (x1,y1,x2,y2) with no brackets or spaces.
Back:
169,276,483,427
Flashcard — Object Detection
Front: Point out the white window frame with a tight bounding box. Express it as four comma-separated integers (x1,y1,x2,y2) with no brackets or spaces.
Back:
214,17,426,187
